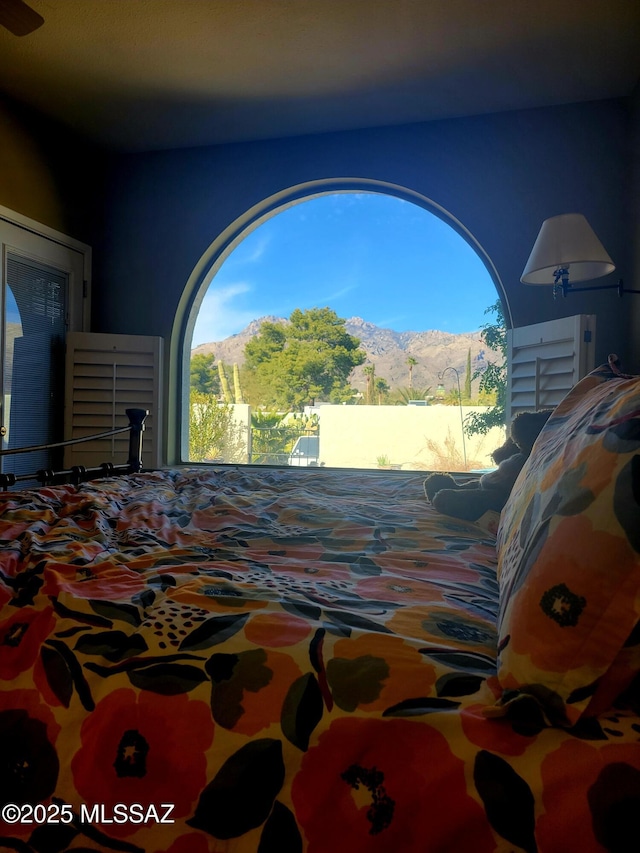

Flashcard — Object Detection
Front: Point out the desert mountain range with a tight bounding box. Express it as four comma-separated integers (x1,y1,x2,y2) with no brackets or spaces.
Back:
192,316,497,395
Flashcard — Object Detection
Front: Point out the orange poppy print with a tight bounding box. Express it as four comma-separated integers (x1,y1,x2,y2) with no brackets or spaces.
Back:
244,611,312,647
71,688,214,836
291,717,495,853
538,739,640,851
328,632,435,712
506,515,637,673
0,606,55,680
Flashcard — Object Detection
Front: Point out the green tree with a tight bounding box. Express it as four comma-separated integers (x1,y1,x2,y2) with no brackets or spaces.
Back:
189,392,246,462
244,308,365,410
406,356,418,389
464,300,507,436
190,352,219,395
236,364,270,408
363,364,376,405
250,410,293,464
374,376,390,404
391,385,432,405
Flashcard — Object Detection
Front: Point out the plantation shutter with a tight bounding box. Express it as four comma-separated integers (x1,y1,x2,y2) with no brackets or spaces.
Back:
64,332,163,469
506,314,596,423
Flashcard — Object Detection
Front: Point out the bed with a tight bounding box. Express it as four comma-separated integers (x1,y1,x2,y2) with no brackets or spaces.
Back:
1,362,639,853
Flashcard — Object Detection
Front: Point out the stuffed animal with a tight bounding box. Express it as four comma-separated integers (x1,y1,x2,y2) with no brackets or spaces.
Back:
424,409,553,521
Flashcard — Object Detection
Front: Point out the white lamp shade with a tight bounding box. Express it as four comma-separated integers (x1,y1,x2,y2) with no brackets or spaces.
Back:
521,213,615,285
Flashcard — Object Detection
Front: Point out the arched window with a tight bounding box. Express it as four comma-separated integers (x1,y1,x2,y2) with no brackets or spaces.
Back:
176,183,507,472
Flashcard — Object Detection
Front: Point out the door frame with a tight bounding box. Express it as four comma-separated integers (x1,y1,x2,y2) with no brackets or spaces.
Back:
0,205,92,470
0,204,92,330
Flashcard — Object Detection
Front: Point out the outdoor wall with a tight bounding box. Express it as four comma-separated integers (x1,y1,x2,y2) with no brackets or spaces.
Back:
315,405,505,471
230,404,251,464
204,402,505,471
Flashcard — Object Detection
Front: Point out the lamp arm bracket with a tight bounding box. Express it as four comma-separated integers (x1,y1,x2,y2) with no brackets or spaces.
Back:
560,279,639,297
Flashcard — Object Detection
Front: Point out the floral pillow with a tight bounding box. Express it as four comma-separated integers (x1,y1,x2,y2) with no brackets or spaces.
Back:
495,359,640,725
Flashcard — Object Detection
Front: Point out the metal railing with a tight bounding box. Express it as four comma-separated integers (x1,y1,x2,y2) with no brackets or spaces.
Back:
249,426,319,466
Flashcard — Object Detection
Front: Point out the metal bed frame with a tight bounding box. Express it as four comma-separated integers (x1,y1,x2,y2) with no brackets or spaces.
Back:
0,408,148,491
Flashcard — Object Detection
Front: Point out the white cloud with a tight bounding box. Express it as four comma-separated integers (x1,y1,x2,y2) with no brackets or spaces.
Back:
372,315,406,329
227,232,271,266
191,282,256,346
319,282,359,303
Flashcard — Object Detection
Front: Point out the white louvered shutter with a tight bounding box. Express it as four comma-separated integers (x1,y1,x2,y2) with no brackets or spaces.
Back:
506,314,596,423
64,332,163,469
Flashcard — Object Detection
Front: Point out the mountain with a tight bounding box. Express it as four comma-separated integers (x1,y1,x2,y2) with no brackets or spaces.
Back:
191,316,498,395
192,316,282,367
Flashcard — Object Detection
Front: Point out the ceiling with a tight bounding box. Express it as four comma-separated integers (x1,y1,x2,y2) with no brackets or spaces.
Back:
1,0,639,153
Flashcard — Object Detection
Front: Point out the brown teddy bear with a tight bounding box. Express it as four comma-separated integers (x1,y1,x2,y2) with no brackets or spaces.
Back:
424,410,553,522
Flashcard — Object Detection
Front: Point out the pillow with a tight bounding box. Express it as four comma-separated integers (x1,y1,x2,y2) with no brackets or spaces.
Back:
495,359,640,725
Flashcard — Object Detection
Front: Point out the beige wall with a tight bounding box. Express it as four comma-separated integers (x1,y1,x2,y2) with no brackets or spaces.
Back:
0,94,108,244
230,403,251,464
313,405,505,471
0,104,61,227
209,403,504,471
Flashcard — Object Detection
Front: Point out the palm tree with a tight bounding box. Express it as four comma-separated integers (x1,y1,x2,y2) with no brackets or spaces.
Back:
250,411,291,464
406,356,418,389
363,364,376,405
393,385,432,405
374,377,390,405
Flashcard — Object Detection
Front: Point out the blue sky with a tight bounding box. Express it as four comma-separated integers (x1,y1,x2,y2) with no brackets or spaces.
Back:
191,192,498,347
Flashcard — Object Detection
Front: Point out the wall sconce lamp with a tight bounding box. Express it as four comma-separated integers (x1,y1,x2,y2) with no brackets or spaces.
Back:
437,367,467,469
521,213,640,298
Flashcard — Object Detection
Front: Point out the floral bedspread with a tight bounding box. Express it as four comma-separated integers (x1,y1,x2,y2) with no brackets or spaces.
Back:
1,466,639,853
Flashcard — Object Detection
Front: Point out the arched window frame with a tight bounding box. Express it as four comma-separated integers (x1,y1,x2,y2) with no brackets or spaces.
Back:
168,178,509,465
